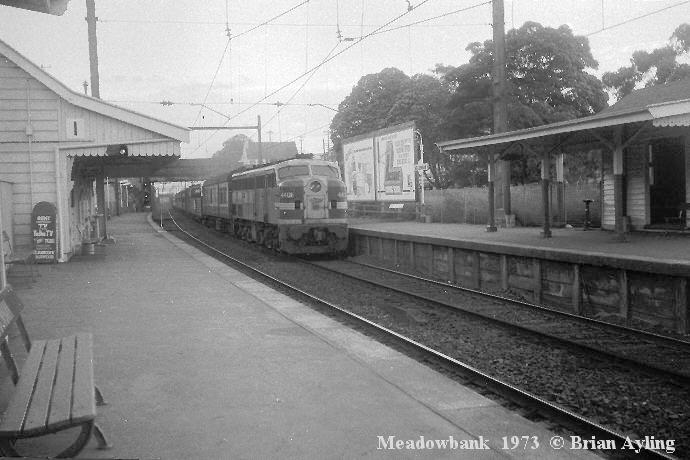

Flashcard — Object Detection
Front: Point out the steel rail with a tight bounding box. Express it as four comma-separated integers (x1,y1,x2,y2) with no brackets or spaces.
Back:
304,259,690,384
354,259,690,348
165,213,676,460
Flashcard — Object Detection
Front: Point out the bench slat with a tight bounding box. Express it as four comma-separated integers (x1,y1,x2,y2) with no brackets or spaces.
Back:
48,336,76,428
70,333,96,424
0,301,14,334
0,340,47,436
22,339,61,435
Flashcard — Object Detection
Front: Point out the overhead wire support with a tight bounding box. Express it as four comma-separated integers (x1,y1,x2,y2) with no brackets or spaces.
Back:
188,0,432,156
191,0,312,136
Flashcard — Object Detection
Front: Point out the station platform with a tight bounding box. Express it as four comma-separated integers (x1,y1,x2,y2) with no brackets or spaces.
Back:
348,219,690,267
2,212,598,459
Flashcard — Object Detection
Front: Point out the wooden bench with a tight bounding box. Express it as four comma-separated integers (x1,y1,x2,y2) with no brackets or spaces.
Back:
0,286,110,457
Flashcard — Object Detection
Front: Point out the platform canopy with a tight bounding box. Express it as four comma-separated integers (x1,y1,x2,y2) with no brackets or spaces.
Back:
436,79,690,238
437,81,690,153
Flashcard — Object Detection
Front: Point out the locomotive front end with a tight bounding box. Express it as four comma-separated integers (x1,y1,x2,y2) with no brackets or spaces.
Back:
275,161,348,254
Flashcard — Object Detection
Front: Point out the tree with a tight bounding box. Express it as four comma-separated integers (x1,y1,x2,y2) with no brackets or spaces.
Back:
330,68,453,188
437,22,608,184
331,68,413,147
209,134,250,171
603,23,690,100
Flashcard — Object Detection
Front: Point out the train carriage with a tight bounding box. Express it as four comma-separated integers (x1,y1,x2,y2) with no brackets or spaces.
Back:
202,174,232,231
173,183,203,220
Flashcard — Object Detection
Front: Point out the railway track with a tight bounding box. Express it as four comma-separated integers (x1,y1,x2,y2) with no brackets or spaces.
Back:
304,258,690,384
163,211,684,459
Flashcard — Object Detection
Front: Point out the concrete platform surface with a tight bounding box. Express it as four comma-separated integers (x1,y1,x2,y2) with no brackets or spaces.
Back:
349,219,690,265
2,213,598,459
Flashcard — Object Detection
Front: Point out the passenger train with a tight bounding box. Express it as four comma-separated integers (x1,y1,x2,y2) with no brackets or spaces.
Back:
173,158,348,254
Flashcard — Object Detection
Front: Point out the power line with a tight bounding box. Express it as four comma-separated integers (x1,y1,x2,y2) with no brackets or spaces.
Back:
97,18,489,29
107,99,340,107
586,0,689,36
365,1,491,37
188,0,433,156
191,38,231,128
191,0,311,130
262,42,341,129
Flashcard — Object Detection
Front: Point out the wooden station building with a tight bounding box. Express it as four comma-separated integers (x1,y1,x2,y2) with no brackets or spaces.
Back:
438,79,690,237
0,38,190,262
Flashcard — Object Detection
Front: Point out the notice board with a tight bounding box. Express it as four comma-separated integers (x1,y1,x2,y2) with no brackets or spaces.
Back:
32,201,57,263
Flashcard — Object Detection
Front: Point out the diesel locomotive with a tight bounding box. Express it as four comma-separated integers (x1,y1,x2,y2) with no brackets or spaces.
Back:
174,158,348,254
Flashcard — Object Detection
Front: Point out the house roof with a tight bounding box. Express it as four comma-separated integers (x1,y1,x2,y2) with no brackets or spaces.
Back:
602,78,690,115
437,78,690,152
0,37,189,143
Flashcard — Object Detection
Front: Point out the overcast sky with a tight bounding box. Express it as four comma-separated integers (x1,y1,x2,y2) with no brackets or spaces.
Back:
1,0,688,158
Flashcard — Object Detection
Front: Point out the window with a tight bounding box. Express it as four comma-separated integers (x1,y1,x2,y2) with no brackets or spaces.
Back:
66,118,85,139
311,165,340,178
266,173,277,187
219,185,228,204
278,165,310,179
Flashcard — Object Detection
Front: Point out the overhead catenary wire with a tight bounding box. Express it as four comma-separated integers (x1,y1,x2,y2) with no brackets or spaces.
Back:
262,42,341,132
585,0,689,36
191,0,312,151
191,0,311,128
187,0,434,157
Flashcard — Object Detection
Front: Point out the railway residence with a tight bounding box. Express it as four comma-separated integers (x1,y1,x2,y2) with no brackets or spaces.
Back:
0,38,189,262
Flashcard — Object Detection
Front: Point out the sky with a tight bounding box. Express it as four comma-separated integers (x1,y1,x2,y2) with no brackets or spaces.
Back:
1,0,688,159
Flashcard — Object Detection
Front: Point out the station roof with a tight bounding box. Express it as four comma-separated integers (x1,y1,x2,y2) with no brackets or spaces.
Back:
437,79,690,153
0,0,69,15
1,37,191,180
1,38,190,144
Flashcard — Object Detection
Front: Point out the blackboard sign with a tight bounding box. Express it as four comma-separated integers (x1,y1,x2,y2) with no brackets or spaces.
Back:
32,201,57,263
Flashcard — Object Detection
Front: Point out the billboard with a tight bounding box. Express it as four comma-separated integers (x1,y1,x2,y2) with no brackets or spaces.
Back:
375,126,415,201
343,122,417,202
343,137,375,201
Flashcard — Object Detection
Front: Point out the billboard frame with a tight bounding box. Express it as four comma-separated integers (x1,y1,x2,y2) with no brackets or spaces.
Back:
342,121,418,204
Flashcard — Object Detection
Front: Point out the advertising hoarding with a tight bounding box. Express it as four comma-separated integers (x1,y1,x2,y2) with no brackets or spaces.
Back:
375,126,415,201
342,122,417,203
343,137,376,201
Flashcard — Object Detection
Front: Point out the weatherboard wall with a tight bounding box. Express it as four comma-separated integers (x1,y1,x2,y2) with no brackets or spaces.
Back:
0,52,59,251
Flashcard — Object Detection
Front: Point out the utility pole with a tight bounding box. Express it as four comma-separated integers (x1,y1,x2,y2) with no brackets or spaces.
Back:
493,0,513,227
487,0,508,232
257,115,263,164
85,0,100,98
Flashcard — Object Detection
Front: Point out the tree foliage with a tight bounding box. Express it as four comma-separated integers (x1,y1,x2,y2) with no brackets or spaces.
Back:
330,68,454,187
603,23,690,100
330,22,609,188
437,22,607,184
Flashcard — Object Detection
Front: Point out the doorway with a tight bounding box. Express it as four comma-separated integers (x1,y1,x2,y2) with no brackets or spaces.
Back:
649,138,686,225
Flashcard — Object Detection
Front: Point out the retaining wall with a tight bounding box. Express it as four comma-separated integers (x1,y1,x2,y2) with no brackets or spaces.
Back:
349,228,689,334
